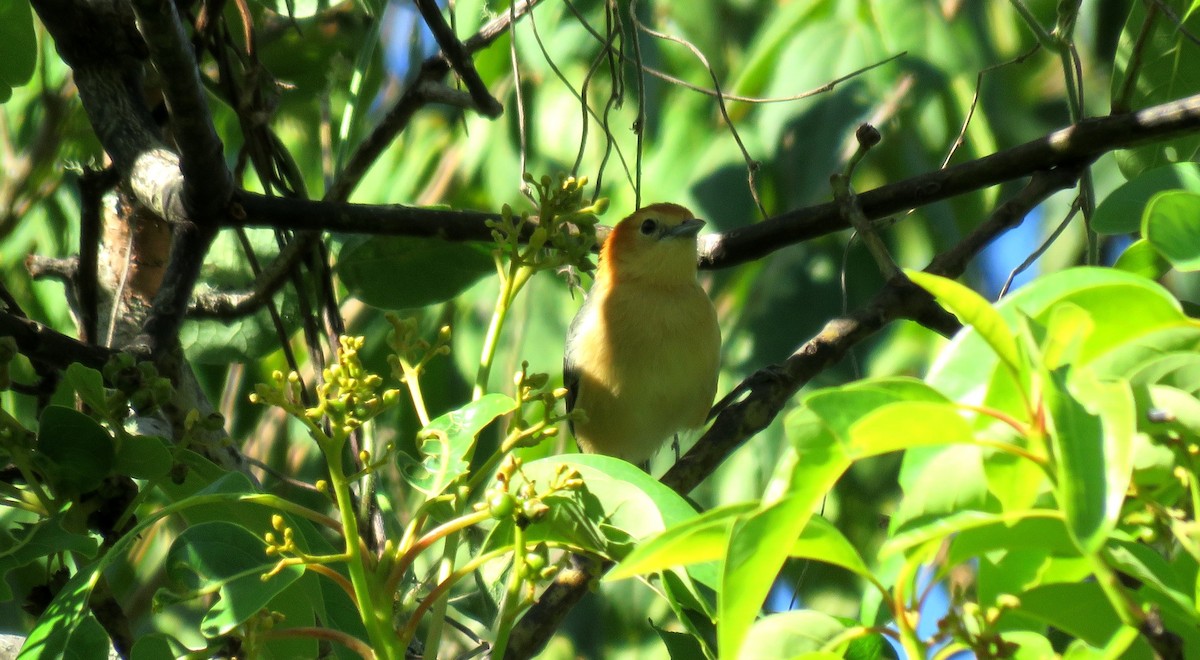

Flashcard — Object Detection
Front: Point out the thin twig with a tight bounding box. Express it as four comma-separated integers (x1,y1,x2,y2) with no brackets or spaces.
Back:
634,18,766,217
996,198,1082,299
941,43,1042,169
1113,3,1160,114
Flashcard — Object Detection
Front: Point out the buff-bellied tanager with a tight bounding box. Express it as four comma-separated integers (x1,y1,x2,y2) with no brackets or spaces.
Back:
564,203,721,464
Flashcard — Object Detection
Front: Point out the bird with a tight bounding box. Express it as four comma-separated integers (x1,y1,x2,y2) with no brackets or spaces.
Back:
564,202,721,466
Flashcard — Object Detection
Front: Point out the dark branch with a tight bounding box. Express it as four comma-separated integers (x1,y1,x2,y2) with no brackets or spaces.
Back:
0,310,116,372
700,94,1200,269
77,168,117,345
127,0,233,357
329,0,542,202
413,0,503,118
231,191,502,239
231,93,1200,273
130,0,233,222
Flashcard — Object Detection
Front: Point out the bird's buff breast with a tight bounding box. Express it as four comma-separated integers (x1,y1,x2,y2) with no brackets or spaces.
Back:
570,283,720,463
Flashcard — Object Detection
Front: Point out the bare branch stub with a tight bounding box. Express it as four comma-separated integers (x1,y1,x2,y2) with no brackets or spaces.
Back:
0,310,116,372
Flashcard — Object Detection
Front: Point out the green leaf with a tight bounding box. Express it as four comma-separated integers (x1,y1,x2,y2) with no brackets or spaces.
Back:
400,393,516,495
1105,540,1192,617
655,622,710,660
1093,163,1200,234
512,455,701,567
1006,631,1056,660
63,363,108,415
1040,303,1093,371
1143,190,1200,271
0,2,36,104
907,270,1022,373
945,515,1077,566
846,400,974,458
803,377,951,439
1113,238,1171,280
607,502,757,581
337,236,494,309
130,633,180,660
718,454,848,658
161,521,304,637
928,268,1186,400
35,405,115,498
113,433,173,480
886,509,1064,558
661,570,718,659
736,610,849,660
1013,582,1153,656
18,562,96,658
1091,325,1200,386
0,517,99,600
131,638,180,660
1112,0,1200,177
1038,366,1135,559
893,444,993,536
181,229,302,364
789,515,873,580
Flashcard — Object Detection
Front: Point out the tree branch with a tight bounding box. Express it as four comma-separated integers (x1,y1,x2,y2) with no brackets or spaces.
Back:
130,0,232,221
228,92,1200,273
0,310,115,372
329,0,541,202
700,93,1200,268
128,0,233,356
413,0,503,118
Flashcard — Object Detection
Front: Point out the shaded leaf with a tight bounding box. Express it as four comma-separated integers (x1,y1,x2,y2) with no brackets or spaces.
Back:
338,236,494,309
401,393,516,496
35,405,114,498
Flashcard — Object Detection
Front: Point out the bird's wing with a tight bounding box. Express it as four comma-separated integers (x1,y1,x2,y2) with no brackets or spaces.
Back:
563,355,579,435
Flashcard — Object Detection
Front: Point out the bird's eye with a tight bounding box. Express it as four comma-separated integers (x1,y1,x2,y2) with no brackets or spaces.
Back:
639,218,658,235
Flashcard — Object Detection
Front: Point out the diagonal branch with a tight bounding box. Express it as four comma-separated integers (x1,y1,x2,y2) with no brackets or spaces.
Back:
224,0,543,324
413,0,503,118
330,0,541,202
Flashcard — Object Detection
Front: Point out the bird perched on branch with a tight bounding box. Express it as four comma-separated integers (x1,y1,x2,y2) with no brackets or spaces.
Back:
564,203,721,465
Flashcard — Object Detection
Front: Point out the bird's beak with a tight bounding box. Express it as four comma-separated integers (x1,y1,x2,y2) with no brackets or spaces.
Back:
665,218,705,238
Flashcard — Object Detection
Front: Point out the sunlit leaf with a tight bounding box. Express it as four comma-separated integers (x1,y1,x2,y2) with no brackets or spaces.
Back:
1143,190,1200,271
401,393,516,495
736,610,848,660
607,502,756,581
1113,238,1171,280
907,270,1022,374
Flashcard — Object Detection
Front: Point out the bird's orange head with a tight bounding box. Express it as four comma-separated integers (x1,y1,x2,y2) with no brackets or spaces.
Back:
598,203,704,285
